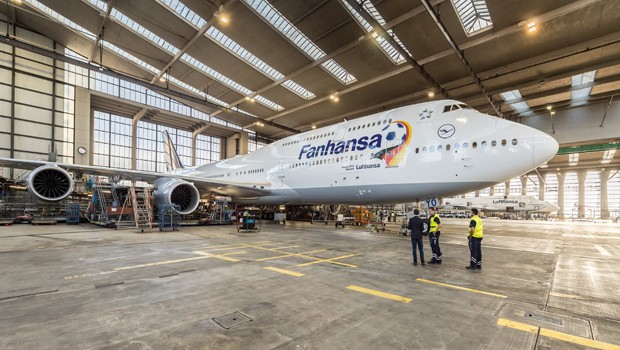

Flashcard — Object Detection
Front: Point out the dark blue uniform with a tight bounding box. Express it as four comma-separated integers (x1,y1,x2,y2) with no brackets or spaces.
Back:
408,215,425,265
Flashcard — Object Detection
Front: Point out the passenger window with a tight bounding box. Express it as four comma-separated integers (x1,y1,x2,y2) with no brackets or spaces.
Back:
463,143,468,148
512,138,518,145
423,147,427,153
472,142,477,148
501,139,507,146
446,144,451,151
482,141,487,147
430,146,435,152
492,140,497,147
454,143,460,150
415,148,419,154
438,145,443,151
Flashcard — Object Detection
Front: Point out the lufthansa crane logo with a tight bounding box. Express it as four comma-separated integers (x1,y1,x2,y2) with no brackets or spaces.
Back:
437,124,455,139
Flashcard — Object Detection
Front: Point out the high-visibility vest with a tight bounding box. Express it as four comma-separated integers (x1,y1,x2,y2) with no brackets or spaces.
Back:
471,215,483,238
429,213,440,233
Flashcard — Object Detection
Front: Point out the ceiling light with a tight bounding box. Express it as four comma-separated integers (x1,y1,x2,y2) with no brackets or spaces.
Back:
219,15,230,24
159,76,166,82
330,93,339,102
527,21,536,32
311,125,317,129
371,31,379,39
550,111,556,115
546,105,552,110
427,91,435,98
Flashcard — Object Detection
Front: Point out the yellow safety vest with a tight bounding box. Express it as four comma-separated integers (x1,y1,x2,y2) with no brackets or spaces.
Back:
429,213,440,233
471,215,483,238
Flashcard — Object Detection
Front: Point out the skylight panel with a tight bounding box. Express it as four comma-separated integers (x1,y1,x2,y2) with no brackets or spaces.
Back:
500,90,529,111
571,70,596,100
206,27,315,100
451,0,493,37
25,0,97,40
84,0,107,13
158,0,316,100
109,8,179,56
601,149,615,164
340,0,410,64
181,54,283,111
157,0,206,28
242,0,356,85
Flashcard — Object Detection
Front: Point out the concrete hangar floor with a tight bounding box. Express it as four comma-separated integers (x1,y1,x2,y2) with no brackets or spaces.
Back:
1,219,619,349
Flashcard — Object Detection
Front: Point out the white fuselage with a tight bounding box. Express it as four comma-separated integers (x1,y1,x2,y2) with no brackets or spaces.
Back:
175,100,558,205
442,195,560,213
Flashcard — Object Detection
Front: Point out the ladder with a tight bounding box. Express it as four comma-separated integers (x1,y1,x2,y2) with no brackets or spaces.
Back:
132,186,152,232
116,185,152,232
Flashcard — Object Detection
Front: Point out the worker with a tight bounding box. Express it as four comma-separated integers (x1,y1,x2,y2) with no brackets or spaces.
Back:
407,208,425,265
336,213,344,228
427,207,443,264
466,208,484,270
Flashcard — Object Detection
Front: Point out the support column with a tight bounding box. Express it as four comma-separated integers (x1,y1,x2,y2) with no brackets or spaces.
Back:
537,173,546,201
489,186,495,196
557,172,566,218
520,176,528,196
474,191,480,197
74,87,91,165
600,169,610,219
131,108,148,170
504,180,510,197
577,170,587,218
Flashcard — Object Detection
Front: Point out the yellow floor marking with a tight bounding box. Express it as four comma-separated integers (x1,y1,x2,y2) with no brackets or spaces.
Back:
416,278,507,298
540,328,620,350
255,249,328,261
346,285,412,303
114,256,211,270
247,245,301,250
296,254,358,267
497,318,620,350
497,318,538,333
550,292,583,300
264,266,305,277
200,245,247,252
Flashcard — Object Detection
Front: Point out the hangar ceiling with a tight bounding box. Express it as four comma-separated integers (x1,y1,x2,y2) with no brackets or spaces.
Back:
1,0,619,170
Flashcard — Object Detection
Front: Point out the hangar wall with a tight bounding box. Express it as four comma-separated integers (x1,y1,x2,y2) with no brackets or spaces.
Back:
522,100,620,144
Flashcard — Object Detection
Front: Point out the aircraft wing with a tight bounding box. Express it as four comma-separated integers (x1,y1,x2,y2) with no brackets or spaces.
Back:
0,157,272,197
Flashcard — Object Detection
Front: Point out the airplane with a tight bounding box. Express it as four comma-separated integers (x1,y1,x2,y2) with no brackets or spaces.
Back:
0,99,559,214
441,195,560,213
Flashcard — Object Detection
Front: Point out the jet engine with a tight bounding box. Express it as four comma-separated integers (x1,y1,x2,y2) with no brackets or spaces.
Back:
153,178,200,215
26,165,75,201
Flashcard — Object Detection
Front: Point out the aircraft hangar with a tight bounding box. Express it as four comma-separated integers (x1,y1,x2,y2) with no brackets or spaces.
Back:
0,0,619,349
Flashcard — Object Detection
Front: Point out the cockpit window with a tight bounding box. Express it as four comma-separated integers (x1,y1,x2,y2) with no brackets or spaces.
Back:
443,103,473,113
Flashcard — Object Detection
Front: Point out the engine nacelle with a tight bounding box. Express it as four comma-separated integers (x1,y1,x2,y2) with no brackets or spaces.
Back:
153,178,200,215
26,165,74,201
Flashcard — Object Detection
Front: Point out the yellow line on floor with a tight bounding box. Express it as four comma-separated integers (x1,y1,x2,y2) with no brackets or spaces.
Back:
296,254,358,267
114,256,211,270
211,254,241,262
346,285,412,303
255,249,328,261
497,318,538,333
264,266,305,277
550,292,583,300
416,278,507,298
497,318,620,350
201,245,247,252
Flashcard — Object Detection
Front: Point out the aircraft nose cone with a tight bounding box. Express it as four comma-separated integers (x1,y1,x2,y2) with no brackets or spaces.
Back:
532,130,559,168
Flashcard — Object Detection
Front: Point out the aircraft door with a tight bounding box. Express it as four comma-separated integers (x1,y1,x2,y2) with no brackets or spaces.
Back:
278,158,286,185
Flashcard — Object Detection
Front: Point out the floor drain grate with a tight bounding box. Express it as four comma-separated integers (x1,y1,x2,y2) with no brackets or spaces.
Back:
212,311,253,329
